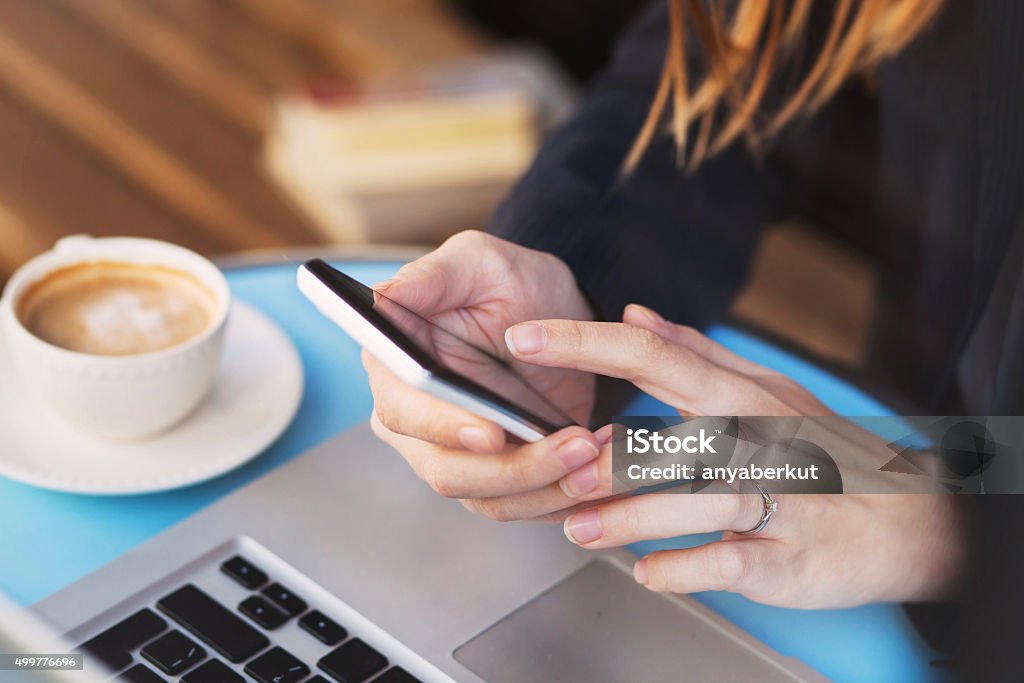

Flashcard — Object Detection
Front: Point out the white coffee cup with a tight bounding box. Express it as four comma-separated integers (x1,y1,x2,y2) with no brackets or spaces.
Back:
0,235,231,440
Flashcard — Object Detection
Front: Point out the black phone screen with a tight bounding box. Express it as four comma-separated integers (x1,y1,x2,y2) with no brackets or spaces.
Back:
304,259,577,435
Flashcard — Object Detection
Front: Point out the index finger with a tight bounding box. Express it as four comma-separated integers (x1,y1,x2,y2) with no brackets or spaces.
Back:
506,319,730,409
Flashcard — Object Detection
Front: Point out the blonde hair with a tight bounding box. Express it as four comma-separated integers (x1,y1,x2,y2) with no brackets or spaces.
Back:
625,0,946,172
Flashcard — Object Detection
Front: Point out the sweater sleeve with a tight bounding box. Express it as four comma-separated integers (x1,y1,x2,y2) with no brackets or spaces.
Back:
487,1,790,328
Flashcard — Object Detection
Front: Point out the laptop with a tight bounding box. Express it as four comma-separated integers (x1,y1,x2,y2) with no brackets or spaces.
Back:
6,423,827,682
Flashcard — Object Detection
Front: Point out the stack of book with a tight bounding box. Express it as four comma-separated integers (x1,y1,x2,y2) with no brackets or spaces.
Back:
264,50,574,244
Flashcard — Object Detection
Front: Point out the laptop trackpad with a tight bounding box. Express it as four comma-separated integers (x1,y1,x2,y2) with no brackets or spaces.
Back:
454,560,804,682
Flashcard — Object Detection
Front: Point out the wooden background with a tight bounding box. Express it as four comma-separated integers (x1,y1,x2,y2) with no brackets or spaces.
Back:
0,1,872,365
0,0,483,282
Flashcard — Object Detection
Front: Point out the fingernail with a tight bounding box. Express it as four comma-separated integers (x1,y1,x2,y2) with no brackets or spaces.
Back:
560,462,599,498
564,509,602,545
458,426,494,452
595,424,615,445
626,304,665,327
634,559,649,585
505,323,545,355
557,437,599,470
372,278,398,292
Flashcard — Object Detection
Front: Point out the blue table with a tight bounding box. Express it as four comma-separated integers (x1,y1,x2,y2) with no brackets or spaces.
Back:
0,259,947,682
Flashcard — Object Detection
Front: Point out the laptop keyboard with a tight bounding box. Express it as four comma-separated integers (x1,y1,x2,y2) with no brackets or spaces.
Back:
79,553,424,683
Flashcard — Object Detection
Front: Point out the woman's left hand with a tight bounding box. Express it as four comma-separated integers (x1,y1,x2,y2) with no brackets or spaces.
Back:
502,304,970,607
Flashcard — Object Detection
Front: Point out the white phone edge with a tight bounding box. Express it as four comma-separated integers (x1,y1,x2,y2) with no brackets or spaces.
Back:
297,265,548,442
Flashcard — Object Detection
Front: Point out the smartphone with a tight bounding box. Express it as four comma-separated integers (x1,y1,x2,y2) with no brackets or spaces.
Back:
297,259,577,441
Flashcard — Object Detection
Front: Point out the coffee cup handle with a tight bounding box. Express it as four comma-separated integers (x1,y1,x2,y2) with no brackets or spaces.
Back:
54,234,96,253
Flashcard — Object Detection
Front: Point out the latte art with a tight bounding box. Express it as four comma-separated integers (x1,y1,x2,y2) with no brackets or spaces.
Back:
17,261,216,356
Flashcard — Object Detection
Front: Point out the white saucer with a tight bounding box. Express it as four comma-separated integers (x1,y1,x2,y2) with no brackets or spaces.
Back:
0,301,303,495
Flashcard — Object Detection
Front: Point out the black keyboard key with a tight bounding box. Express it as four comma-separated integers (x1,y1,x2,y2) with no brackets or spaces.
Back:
116,664,166,683
317,639,387,683
157,584,269,663
220,556,268,590
244,646,310,683
182,659,244,683
239,596,289,630
298,610,347,646
80,608,167,671
306,677,331,683
140,629,206,676
261,582,307,617
374,667,422,683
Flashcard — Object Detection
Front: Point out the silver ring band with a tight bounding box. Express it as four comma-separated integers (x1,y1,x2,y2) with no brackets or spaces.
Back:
734,484,777,536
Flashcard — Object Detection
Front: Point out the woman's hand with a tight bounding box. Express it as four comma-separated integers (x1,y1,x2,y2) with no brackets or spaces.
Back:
367,231,596,452
366,231,608,521
504,304,971,607
562,488,969,608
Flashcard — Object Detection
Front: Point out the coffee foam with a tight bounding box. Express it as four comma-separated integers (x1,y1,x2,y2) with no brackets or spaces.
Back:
17,261,217,356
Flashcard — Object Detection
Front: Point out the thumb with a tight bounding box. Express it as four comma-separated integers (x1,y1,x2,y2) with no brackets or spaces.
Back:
373,252,469,317
371,268,444,318
372,231,496,316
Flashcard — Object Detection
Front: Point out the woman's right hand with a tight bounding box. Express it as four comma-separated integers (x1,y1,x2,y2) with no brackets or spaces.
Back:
364,231,605,519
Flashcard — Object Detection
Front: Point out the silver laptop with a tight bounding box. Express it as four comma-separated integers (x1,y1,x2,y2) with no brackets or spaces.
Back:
6,422,827,682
